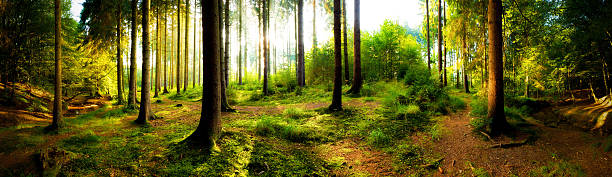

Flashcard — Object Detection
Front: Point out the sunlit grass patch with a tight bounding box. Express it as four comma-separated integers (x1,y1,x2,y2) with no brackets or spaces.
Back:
528,160,585,177
283,107,314,119
248,141,330,176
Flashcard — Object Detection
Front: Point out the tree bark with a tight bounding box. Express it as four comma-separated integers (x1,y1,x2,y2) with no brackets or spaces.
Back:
193,1,197,88
155,4,161,98
128,0,138,106
462,22,469,93
329,0,343,111
238,0,243,85
50,0,63,130
176,0,182,94
487,0,508,135
221,0,234,112
348,0,361,95
184,0,189,92
117,5,124,104
163,4,169,94
224,0,230,88
426,0,430,71
263,0,269,95
443,1,447,86
342,0,349,83
187,0,221,147
136,0,155,124
297,0,305,87
437,0,443,84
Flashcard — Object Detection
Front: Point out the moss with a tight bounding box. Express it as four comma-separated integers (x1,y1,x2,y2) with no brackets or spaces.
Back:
247,141,330,176
367,128,391,147
528,161,585,177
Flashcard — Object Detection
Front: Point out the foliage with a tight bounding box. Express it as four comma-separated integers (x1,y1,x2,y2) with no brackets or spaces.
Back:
367,128,391,147
528,161,585,177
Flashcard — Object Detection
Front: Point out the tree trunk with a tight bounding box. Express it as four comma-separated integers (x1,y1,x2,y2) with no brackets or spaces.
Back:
154,5,161,98
117,6,124,104
238,0,243,85
443,1,447,86
263,0,269,95
224,0,230,88
170,12,175,90
163,5,169,94
462,22,469,93
221,0,234,112
128,0,138,106
342,0,349,83
187,0,221,147
487,0,508,135
50,0,62,130
136,0,155,124
348,0,362,95
184,0,189,92
193,2,197,88
176,0,182,94
329,0,343,111
426,0,430,71
437,0,443,84
297,0,305,87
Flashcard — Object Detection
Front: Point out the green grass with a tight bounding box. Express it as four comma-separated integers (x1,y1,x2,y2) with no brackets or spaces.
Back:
283,107,313,119
367,128,391,147
528,161,585,177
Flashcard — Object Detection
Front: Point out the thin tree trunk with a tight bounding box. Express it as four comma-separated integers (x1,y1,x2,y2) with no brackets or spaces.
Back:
50,0,62,130
128,0,138,106
297,0,305,87
263,0,269,95
170,12,175,90
426,0,430,71
193,2,196,88
176,0,181,94
163,5,169,94
117,6,124,104
238,0,243,85
329,0,342,111
136,0,155,124
348,0,361,94
187,0,221,147
462,22,469,93
221,0,234,112
437,0,443,84
224,0,230,87
487,0,508,135
443,1,447,86
155,5,161,98
342,0,349,83
184,0,190,91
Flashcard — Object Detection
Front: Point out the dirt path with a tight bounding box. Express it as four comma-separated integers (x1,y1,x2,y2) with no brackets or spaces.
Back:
434,95,611,176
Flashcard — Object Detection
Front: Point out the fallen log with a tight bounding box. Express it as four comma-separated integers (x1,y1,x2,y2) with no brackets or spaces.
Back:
489,139,528,149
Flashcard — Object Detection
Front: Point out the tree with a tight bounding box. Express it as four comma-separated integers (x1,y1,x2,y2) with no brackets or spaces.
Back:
163,2,169,94
224,0,230,88
487,0,509,135
154,1,161,98
262,0,270,95
221,0,234,112
176,0,182,94
426,0,430,71
329,0,342,111
348,0,361,95
49,0,63,130
186,0,221,147
297,0,305,87
342,0,349,83
136,0,155,124
437,0,443,84
117,4,125,104
238,0,243,85
128,0,138,106
184,0,190,92
193,1,197,88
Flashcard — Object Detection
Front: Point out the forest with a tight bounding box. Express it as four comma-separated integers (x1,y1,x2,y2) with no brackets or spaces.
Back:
0,0,611,176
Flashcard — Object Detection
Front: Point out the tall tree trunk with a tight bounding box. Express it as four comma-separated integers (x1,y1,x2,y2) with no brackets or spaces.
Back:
170,12,175,90
184,0,190,91
163,5,169,94
437,0,442,84
348,0,361,94
176,0,182,94
329,0,342,111
224,0,230,87
221,0,234,112
462,23,469,93
50,0,62,130
258,4,262,81
238,0,243,85
136,0,155,124
187,0,221,147
155,5,161,98
297,0,305,87
342,0,349,83
193,2,197,88
312,0,317,48
263,0,269,95
117,6,124,104
443,1,447,86
128,0,138,106
426,0,430,71
487,0,508,135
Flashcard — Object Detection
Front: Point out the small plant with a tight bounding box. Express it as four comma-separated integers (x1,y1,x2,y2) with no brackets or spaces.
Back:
254,116,282,136
367,128,391,147
61,130,101,149
281,124,313,142
283,108,312,119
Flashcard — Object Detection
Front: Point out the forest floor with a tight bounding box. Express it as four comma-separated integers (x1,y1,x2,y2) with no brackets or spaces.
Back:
0,84,611,176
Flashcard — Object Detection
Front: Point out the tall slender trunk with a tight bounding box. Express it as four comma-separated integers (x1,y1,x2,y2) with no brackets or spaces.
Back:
50,0,63,130
462,22,469,93
297,0,305,87
128,0,138,106
329,0,342,111
176,0,181,94
426,0,430,71
443,1,447,86
219,0,234,112
184,0,190,91
263,0,269,95
155,5,161,98
312,0,317,48
163,5,169,94
187,0,221,147
258,3,262,82
136,0,154,124
487,0,508,135
170,12,175,90
437,0,443,84
342,0,349,83
117,6,124,104
238,0,243,85
193,2,196,88
224,0,230,87
348,0,361,94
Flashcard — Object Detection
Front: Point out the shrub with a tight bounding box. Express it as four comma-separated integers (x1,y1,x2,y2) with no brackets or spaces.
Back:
368,128,391,147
